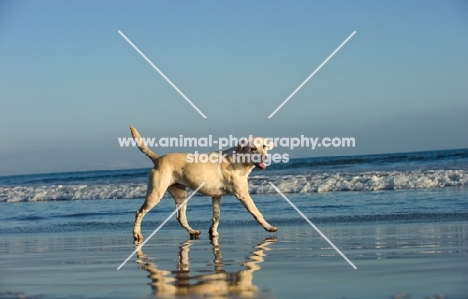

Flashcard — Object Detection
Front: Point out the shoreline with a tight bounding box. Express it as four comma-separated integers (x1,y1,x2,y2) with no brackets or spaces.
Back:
1,220,467,299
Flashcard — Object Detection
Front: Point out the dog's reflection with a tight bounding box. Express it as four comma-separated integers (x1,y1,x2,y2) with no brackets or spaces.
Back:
135,237,277,298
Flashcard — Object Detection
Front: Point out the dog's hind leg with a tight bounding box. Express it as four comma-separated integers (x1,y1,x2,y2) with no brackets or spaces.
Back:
133,169,171,242
209,196,222,238
167,184,201,239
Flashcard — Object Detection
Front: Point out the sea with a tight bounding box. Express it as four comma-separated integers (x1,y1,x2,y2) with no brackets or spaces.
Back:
1,148,467,236
2,149,468,299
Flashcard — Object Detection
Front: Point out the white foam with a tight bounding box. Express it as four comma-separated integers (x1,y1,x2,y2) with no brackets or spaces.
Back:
1,170,466,202
249,169,468,194
0,183,149,202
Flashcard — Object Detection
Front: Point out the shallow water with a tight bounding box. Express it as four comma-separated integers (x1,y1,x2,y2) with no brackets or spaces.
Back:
1,186,467,235
1,187,467,298
1,223,467,299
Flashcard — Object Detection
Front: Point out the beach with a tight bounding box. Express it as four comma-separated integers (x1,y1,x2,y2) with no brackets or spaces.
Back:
1,188,467,299
2,220,467,299
1,150,468,298
2,1,468,297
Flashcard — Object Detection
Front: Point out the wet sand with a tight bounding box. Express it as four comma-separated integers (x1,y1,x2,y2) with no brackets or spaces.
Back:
1,221,467,299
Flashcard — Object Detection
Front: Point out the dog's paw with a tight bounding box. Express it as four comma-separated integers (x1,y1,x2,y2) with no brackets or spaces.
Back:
266,226,278,233
189,230,201,239
209,227,219,238
133,232,144,242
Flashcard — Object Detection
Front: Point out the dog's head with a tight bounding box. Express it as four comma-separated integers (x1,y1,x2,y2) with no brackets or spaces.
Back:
236,137,274,170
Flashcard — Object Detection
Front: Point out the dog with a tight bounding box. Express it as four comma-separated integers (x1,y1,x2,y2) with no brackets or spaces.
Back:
129,126,277,241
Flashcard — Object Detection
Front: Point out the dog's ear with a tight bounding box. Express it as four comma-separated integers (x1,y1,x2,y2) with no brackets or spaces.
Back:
236,138,249,154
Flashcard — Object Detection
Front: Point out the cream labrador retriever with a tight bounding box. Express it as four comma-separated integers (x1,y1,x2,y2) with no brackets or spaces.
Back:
130,126,277,241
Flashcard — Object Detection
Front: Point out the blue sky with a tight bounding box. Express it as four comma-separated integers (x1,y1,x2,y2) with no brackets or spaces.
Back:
1,1,467,175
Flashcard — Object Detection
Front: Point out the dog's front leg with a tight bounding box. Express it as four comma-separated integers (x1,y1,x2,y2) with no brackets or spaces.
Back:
209,197,222,238
234,191,277,233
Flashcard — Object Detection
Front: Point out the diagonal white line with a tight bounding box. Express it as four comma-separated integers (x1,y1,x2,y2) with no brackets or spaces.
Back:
118,30,207,118
268,31,356,118
269,182,357,269
117,182,206,270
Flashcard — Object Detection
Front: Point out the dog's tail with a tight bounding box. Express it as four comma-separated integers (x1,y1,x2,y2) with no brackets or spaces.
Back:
129,126,159,165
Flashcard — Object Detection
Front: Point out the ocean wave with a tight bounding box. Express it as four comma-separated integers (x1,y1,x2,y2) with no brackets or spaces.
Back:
0,183,148,202
251,169,468,194
1,169,466,202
